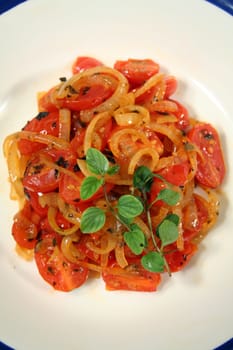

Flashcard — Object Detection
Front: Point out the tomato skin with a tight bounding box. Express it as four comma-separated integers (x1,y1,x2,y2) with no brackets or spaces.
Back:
164,241,197,272
60,83,114,111
38,88,59,112
102,260,161,292
164,76,178,98
24,189,48,217
188,123,225,188
59,172,114,206
114,58,160,89
12,203,39,249
18,111,59,155
158,161,190,187
72,56,103,75
169,99,190,131
135,75,177,105
34,231,89,291
23,153,60,193
183,194,209,241
59,172,84,205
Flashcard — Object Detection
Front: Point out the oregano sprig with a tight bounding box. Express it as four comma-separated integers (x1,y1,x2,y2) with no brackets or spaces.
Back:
79,149,181,276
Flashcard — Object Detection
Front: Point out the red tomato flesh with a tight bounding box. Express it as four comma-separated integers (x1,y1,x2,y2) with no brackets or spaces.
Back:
34,231,89,291
188,123,225,188
114,58,160,89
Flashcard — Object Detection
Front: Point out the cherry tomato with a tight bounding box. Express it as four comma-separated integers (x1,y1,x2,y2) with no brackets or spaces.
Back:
149,178,166,207
70,129,86,157
164,76,178,98
23,153,60,193
169,99,190,131
12,202,39,249
46,148,77,170
38,87,59,112
188,123,225,188
114,58,160,89
59,172,114,206
34,231,89,291
158,161,190,187
59,172,84,205
59,84,114,111
72,56,103,75
183,194,209,241
164,241,197,272
102,260,161,292
18,111,59,155
24,189,48,217
76,235,101,263
135,75,177,104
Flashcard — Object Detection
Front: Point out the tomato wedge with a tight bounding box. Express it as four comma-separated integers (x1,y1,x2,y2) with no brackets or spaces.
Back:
188,123,226,188
35,231,89,291
114,58,159,89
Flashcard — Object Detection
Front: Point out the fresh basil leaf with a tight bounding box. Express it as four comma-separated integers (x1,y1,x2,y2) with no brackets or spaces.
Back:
156,188,180,206
141,251,165,273
157,218,179,247
124,228,146,255
117,194,144,218
86,148,109,175
80,176,103,200
80,207,106,233
133,166,154,192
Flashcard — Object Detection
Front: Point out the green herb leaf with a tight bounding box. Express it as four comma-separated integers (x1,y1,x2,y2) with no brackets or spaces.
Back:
141,251,165,273
133,166,154,192
86,148,109,175
80,176,104,200
117,214,133,226
156,188,180,206
107,164,120,175
117,194,144,219
157,218,179,248
80,207,106,233
165,213,180,226
124,227,146,255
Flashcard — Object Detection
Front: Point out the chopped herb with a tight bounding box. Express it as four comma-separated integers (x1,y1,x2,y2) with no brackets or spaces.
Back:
59,77,67,82
202,130,214,140
66,85,78,94
55,156,69,168
73,164,80,172
35,111,49,121
81,86,90,95
47,266,55,275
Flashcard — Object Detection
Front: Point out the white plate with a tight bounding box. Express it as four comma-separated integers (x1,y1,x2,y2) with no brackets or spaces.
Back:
0,1,232,349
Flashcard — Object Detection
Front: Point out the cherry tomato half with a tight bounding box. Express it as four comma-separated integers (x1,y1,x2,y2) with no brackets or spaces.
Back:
188,123,226,188
12,202,39,249
114,58,160,89
18,111,59,155
35,231,89,291
102,260,161,292
23,153,60,193
164,241,197,273
72,56,103,75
